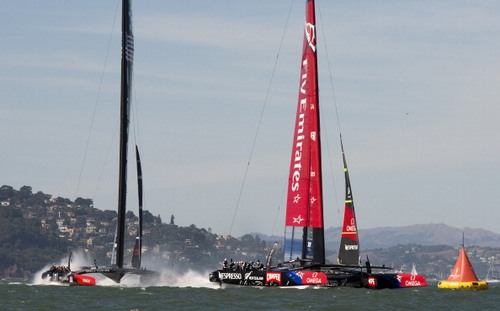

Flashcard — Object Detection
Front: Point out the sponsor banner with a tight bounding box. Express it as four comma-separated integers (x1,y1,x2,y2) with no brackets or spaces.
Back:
219,272,243,280
300,271,327,285
397,274,427,287
266,272,282,285
287,271,327,285
367,276,377,288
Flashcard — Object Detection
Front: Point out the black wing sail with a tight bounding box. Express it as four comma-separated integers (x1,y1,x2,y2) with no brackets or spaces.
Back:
337,135,360,266
131,145,143,269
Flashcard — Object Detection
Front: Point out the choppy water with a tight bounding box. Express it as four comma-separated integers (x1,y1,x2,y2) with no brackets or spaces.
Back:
2,275,499,311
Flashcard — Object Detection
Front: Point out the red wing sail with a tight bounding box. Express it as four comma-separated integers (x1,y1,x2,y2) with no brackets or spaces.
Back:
337,136,360,265
285,0,322,229
284,0,324,264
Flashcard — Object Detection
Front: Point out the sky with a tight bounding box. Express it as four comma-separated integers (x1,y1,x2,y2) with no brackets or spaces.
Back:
1,0,499,238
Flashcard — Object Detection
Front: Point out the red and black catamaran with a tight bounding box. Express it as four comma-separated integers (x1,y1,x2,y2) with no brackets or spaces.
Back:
210,0,329,287
209,0,427,288
42,0,158,285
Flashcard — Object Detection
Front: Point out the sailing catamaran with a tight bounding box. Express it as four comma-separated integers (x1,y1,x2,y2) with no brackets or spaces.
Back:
209,0,329,287
209,0,426,288
40,252,96,286
64,0,158,284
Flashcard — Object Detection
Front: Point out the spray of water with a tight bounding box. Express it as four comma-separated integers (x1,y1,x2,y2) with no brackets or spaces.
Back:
31,251,220,288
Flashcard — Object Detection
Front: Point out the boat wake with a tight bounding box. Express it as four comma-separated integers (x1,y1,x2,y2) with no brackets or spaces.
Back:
32,250,93,286
159,269,220,289
92,269,220,288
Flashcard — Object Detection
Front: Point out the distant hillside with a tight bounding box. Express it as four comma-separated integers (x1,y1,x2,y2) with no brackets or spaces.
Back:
3,183,499,280
252,224,500,278
0,185,271,279
253,223,500,250
345,223,500,250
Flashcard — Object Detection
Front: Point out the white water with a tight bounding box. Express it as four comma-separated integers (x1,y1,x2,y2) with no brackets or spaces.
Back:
32,250,219,288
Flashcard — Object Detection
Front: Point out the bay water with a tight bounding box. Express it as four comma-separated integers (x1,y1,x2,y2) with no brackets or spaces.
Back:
2,273,499,311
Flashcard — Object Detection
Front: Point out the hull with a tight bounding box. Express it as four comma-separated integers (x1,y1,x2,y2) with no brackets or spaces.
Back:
41,270,96,286
396,273,427,288
366,273,427,289
69,274,96,286
210,263,427,289
437,280,488,290
74,266,160,284
324,269,366,288
322,264,427,289
209,269,328,287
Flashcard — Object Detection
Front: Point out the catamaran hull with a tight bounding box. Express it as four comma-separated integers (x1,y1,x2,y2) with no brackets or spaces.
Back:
323,269,426,289
69,274,96,286
74,266,160,284
366,273,427,289
209,269,328,287
323,269,366,288
41,271,96,286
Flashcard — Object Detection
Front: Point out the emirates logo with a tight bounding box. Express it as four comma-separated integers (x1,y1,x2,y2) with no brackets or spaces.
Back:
305,23,316,52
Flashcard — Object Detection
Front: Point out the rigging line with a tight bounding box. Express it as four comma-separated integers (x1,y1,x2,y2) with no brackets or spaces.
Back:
131,91,148,238
130,63,152,267
75,0,120,200
131,56,141,150
131,71,144,203
228,0,295,237
125,18,150,268
92,122,119,199
317,0,342,227
317,0,342,136
269,176,288,245
131,71,145,209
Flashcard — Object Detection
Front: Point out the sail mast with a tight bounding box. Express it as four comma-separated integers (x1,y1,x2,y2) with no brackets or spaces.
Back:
116,0,134,268
284,0,324,265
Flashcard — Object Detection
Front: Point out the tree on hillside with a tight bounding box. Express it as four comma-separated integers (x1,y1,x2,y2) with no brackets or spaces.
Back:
26,191,51,207
126,210,135,219
19,186,32,199
75,197,93,208
143,210,155,224
0,185,14,200
55,196,72,206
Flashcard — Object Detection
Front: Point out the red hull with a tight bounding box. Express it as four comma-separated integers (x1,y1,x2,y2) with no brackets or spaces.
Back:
70,274,96,286
366,273,427,289
397,273,427,287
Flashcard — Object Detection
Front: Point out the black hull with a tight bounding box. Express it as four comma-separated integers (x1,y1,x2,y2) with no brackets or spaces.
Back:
209,265,415,289
326,269,427,289
323,268,366,288
209,268,329,287
74,266,160,284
